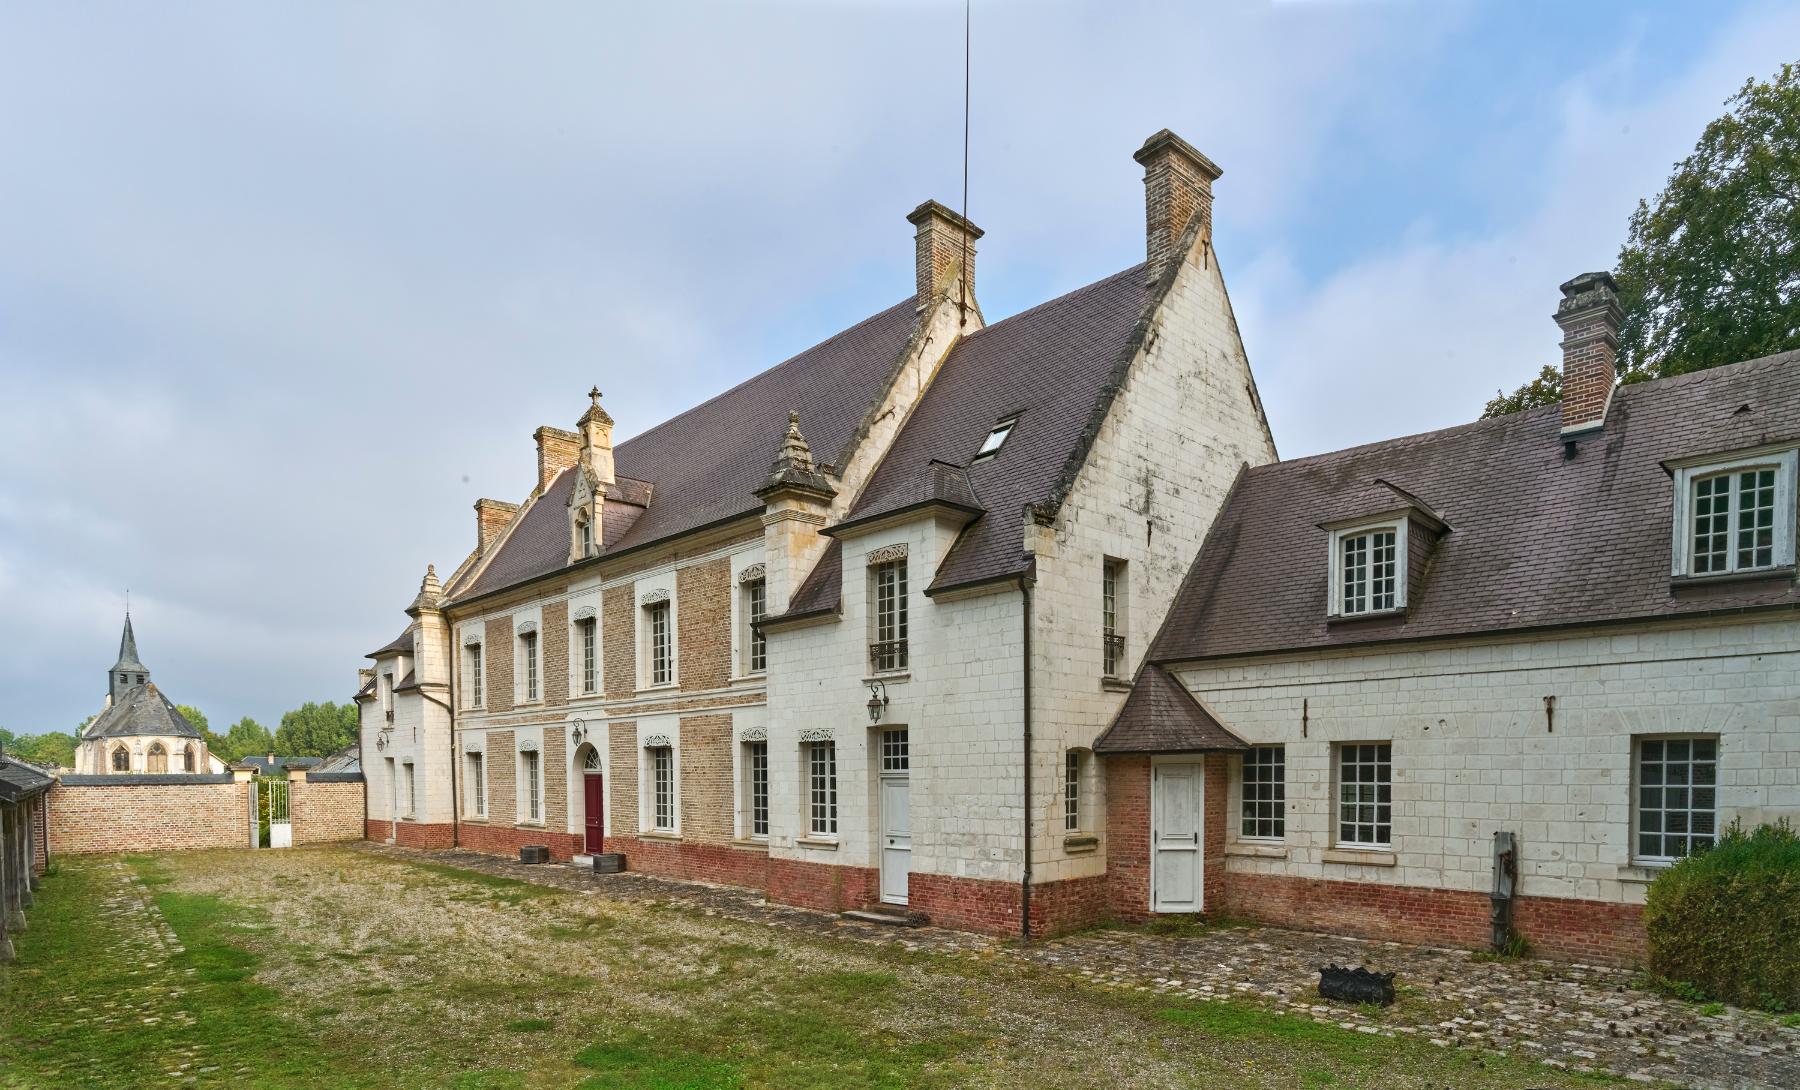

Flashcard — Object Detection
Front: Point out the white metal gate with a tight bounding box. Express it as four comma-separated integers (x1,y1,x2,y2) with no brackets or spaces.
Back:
251,778,293,849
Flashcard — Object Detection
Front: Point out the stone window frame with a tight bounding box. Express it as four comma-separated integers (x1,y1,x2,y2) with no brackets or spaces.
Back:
403,761,417,818
1632,734,1720,866
571,606,600,697
867,547,910,675
182,743,197,773
1102,557,1128,679
637,586,677,691
146,742,168,774
641,733,679,835
1332,741,1392,849
738,563,768,677
516,621,541,705
804,736,838,839
1668,447,1797,578
517,736,544,825
465,750,487,817
1237,745,1286,842
110,744,130,772
738,728,770,841
1326,518,1407,618
462,634,485,710
1063,748,1084,832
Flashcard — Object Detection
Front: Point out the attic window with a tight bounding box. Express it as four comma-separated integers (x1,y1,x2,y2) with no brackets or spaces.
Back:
1669,448,1797,578
1327,520,1408,617
973,415,1019,461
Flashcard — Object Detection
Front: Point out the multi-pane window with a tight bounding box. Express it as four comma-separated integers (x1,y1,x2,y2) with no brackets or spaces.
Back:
468,752,486,816
522,751,542,821
1692,468,1778,574
404,762,416,817
1241,745,1286,839
1102,559,1126,677
1636,737,1718,861
520,632,539,702
467,644,483,707
748,741,769,838
745,578,767,674
1336,743,1392,847
881,728,909,772
808,742,838,836
147,743,167,773
577,516,593,557
1064,750,1082,831
646,602,672,686
1339,530,1398,615
871,559,909,673
651,746,674,831
579,619,598,695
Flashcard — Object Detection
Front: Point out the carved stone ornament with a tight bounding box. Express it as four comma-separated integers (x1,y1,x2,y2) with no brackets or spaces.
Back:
642,733,673,748
463,631,484,647
515,619,539,635
572,605,598,622
517,736,541,754
462,737,485,754
737,726,768,743
639,588,671,605
798,727,835,743
866,543,909,564
737,562,766,585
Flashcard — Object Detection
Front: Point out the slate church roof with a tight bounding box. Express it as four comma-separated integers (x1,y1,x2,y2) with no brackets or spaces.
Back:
84,684,202,741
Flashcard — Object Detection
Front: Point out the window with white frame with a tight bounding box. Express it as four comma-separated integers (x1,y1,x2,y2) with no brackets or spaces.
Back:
744,577,767,674
576,514,593,558
1335,742,1391,847
1635,736,1718,863
1330,522,1404,616
381,670,395,721
522,749,542,822
465,643,483,708
578,618,598,695
1671,449,1797,577
973,414,1018,460
645,601,672,686
880,728,909,773
403,762,416,817
1064,750,1083,831
467,752,486,816
650,745,675,831
807,741,838,836
1240,745,1285,839
745,740,769,839
1102,558,1127,678
870,559,908,673
519,631,539,702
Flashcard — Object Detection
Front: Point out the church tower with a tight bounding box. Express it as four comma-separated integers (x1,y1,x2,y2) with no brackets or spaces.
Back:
109,612,149,705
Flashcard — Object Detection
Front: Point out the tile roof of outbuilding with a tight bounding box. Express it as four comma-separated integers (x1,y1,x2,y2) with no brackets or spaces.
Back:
0,755,54,802
1150,350,1800,664
1093,665,1249,753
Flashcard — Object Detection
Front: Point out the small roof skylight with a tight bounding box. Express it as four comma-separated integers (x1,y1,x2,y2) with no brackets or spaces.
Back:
974,415,1019,460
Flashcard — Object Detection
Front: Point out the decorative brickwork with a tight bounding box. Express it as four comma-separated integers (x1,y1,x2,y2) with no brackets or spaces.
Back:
543,600,570,706
676,559,731,692
603,585,636,699
483,618,514,713
678,714,733,844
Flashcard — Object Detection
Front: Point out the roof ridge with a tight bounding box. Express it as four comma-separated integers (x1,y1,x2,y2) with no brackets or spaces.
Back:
1618,347,1800,396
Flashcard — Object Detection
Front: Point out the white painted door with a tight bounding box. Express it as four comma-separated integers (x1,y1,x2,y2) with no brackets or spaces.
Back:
1151,761,1205,913
880,775,911,905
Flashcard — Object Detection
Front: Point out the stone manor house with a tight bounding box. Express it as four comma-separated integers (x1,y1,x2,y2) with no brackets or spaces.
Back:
356,129,1799,959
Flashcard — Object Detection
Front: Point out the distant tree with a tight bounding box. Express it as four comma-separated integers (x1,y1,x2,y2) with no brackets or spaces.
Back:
273,702,357,759
221,717,275,763
0,726,79,769
1481,364,1563,419
176,704,209,734
1484,61,1800,415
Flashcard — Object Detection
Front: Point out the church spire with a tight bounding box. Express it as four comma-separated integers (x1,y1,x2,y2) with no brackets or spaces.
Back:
109,610,150,704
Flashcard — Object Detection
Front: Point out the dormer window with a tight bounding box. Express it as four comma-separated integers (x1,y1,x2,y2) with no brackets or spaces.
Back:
1328,520,1407,617
1670,448,1797,578
577,515,593,558
973,415,1019,461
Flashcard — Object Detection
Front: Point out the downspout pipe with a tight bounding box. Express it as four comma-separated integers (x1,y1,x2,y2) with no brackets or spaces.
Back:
1019,576,1034,943
420,687,459,848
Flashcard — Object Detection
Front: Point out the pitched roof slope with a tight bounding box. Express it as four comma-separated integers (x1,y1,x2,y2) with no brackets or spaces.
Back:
845,264,1151,593
1094,664,1250,753
1152,350,1800,663
84,683,202,740
458,297,919,600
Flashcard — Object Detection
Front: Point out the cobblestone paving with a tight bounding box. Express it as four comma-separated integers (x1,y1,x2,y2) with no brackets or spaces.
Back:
361,843,1800,1090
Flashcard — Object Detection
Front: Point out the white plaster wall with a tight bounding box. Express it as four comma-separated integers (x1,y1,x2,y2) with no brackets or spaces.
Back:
1173,614,1800,905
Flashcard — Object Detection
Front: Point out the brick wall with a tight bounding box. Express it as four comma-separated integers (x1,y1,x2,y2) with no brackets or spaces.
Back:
292,780,365,844
677,559,731,691
48,781,249,854
543,600,570,706
603,585,636,699
484,617,515,713
611,836,772,888
609,721,638,836
459,820,581,861
678,713,732,844
487,730,516,825
32,795,48,874
766,855,878,913
1101,755,1229,924
544,728,568,835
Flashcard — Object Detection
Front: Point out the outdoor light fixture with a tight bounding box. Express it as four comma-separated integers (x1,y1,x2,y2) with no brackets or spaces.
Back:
570,719,588,744
867,681,889,724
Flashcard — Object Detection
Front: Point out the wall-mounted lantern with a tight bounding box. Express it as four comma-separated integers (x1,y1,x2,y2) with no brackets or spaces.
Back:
867,681,889,724
570,718,588,744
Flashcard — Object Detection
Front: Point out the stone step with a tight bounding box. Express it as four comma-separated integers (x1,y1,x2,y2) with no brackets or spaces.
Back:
841,906,930,929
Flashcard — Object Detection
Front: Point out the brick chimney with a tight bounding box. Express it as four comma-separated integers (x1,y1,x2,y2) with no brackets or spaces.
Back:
1555,271,1622,433
534,426,580,492
473,498,519,551
907,200,983,315
1134,129,1222,284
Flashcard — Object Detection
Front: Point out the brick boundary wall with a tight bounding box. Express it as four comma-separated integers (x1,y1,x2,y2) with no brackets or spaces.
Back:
49,781,249,854
32,795,48,874
291,780,365,845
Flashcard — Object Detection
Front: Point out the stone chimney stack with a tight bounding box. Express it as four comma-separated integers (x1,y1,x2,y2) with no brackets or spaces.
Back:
1133,129,1222,284
1555,271,1622,433
534,426,580,493
577,387,616,487
756,412,838,613
907,201,983,315
474,498,519,551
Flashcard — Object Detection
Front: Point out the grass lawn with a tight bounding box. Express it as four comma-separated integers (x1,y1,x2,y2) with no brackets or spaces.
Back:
0,847,1637,1089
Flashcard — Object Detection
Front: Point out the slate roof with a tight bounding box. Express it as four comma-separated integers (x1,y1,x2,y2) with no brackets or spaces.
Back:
83,683,202,740
775,539,844,623
366,626,414,660
455,297,921,601
313,744,361,774
843,265,1151,594
1150,349,1800,664
0,755,54,802
113,613,147,673
1094,665,1249,753
239,755,322,775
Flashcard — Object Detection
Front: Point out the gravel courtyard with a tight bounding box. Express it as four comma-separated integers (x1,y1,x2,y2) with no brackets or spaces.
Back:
2,844,1786,1088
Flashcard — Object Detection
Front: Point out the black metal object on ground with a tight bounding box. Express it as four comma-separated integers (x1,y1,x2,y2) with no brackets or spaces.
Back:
590,852,625,874
519,845,550,864
1318,964,1396,1006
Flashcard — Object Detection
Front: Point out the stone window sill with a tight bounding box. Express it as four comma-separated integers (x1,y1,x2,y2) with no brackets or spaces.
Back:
1326,607,1408,627
863,671,911,685
639,830,681,842
517,820,545,829
1100,677,1133,693
729,673,768,686
1063,834,1100,854
797,836,839,851
1618,863,1669,885
463,816,488,825
636,683,679,695
1322,847,1396,867
730,837,770,852
1224,841,1289,859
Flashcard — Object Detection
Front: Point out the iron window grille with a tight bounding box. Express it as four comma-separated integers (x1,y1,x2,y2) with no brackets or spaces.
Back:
520,632,539,702
651,746,674,831
1636,737,1718,862
881,729,909,773
748,741,769,838
1064,750,1081,831
870,559,909,673
1336,742,1391,847
647,602,672,686
1240,745,1286,839
746,578,767,674
808,741,838,836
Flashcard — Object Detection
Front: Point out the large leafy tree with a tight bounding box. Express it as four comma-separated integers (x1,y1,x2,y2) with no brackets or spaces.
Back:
0,727,77,769
273,702,357,759
1484,61,1800,417
221,717,275,763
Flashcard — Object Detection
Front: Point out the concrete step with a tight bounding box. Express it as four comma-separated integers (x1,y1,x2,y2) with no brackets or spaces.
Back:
841,906,930,929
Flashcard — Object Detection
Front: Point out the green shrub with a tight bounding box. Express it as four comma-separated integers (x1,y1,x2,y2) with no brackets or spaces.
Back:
1644,821,1800,1010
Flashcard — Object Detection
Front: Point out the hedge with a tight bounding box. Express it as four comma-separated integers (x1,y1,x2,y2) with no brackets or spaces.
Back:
1644,821,1800,1010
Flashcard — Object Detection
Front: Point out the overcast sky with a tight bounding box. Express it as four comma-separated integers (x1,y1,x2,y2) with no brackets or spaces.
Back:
3,2,1796,734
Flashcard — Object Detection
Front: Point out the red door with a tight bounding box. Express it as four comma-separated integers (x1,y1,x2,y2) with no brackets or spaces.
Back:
583,773,605,853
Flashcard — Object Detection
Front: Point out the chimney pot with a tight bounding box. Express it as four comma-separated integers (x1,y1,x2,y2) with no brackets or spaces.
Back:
1134,128,1222,284
906,200,983,314
1554,271,1622,433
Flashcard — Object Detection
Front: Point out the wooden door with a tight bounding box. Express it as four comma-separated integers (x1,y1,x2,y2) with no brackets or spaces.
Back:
583,773,605,853
1151,761,1205,913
